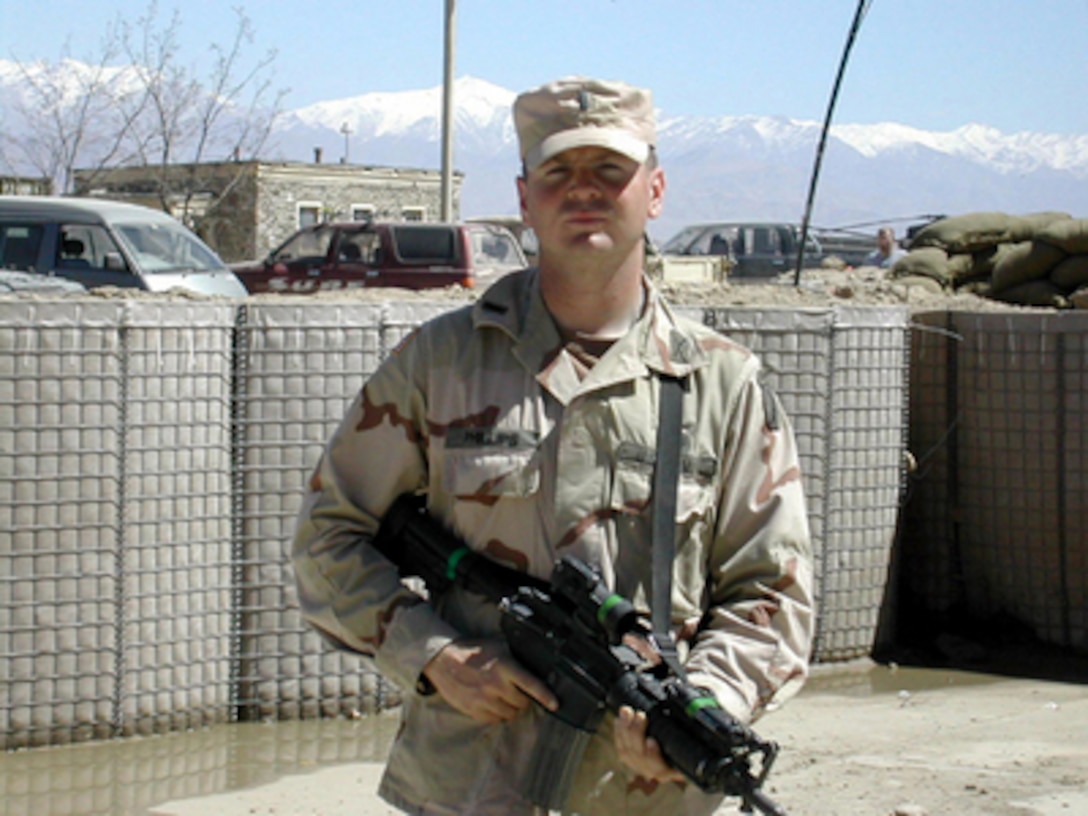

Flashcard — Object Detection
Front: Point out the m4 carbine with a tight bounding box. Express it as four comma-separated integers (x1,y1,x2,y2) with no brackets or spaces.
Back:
372,493,788,816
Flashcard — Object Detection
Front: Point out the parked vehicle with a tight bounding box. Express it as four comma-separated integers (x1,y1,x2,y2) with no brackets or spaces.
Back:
0,269,86,294
660,221,823,278
466,215,539,263
0,196,247,296
230,221,527,294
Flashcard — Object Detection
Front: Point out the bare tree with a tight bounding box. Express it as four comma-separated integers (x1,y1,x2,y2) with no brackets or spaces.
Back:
117,2,287,231
2,22,148,193
2,2,286,238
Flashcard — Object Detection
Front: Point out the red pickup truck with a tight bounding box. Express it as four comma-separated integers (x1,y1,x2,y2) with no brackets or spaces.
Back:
230,221,526,294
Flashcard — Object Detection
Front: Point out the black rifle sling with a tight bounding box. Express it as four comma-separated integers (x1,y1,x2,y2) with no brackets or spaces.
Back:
651,373,687,680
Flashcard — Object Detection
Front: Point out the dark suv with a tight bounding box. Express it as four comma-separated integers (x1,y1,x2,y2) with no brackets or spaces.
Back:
660,221,823,278
230,221,526,294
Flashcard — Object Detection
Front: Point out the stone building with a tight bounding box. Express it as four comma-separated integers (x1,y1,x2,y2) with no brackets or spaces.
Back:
73,159,462,262
1,175,53,196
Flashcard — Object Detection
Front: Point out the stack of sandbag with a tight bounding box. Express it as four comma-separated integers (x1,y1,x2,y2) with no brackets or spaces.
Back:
890,211,1088,308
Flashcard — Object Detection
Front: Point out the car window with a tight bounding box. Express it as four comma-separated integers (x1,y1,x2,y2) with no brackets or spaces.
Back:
469,227,523,271
660,225,705,254
0,224,44,271
752,227,780,255
337,230,381,264
115,220,225,273
57,224,123,270
273,225,335,263
391,226,460,264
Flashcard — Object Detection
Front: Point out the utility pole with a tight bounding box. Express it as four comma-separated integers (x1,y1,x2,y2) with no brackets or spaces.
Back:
340,122,353,164
440,0,456,221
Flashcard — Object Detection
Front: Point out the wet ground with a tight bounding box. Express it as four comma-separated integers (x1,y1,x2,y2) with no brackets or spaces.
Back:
2,656,1085,816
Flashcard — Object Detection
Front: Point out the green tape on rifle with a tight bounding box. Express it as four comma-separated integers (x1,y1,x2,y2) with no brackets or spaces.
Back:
446,547,470,581
685,696,720,717
597,593,625,626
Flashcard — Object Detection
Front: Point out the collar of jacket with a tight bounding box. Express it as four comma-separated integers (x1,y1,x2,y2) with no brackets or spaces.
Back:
471,267,707,383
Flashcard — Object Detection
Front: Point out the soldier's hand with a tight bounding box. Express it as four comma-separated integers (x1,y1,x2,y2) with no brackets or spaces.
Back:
422,638,558,724
614,705,688,785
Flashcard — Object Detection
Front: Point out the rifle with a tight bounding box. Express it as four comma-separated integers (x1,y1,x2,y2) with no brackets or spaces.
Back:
372,493,788,816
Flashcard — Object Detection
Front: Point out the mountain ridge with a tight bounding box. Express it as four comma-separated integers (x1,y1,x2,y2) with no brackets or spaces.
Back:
4,62,1087,238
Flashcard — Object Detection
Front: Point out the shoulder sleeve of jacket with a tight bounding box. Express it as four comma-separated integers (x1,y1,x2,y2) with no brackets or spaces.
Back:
290,328,461,692
684,357,816,724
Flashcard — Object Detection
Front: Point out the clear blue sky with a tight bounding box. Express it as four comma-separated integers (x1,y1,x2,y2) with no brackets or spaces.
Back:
3,0,1087,135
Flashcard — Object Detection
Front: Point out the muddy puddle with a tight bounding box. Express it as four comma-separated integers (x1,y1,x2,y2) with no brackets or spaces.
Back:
0,663,1018,816
1,711,402,816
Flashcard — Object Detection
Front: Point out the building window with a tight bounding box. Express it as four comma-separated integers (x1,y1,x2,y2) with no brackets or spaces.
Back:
298,201,323,229
401,207,425,222
351,205,375,222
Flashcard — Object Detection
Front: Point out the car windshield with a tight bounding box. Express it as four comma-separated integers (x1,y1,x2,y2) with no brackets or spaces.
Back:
469,227,524,271
273,224,336,262
115,220,225,274
660,225,707,255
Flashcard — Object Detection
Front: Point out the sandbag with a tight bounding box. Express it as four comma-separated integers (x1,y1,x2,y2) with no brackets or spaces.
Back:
890,247,950,283
1008,211,1072,241
1072,285,1088,309
1036,218,1088,253
1049,254,1088,290
910,212,1017,253
947,252,984,284
993,279,1068,308
990,240,1067,293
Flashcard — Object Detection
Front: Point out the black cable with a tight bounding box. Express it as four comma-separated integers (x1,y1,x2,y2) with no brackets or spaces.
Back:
793,0,873,285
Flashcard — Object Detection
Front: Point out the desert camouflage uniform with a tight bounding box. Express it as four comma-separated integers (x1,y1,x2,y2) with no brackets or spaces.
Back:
292,267,815,815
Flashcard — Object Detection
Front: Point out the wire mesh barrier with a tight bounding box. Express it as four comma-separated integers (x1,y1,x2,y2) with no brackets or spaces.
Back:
5,296,910,749
900,310,1088,653
703,307,909,661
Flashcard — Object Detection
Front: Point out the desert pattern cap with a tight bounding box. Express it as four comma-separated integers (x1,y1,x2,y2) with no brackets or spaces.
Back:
513,76,656,171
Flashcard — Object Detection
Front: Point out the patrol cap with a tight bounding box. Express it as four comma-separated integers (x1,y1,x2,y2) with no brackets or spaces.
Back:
513,76,656,172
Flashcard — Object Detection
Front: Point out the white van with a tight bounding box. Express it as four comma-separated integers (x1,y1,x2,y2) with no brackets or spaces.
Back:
0,196,247,297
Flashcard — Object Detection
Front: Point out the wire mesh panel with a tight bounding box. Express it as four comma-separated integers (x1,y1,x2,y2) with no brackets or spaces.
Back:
1064,326,1086,647
703,306,909,662
899,312,962,626
953,311,1088,653
819,312,909,660
235,300,395,720
0,300,124,749
118,301,238,736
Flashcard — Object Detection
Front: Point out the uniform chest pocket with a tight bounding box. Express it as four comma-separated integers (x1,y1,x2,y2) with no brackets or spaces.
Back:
611,440,717,522
441,428,541,499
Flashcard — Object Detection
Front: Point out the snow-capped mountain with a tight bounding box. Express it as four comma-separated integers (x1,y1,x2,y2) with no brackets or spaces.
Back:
269,76,1088,239
4,61,1087,241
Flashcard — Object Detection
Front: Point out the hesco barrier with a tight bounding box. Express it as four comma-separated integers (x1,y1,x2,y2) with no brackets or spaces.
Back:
702,307,909,661
901,310,1088,653
1,296,909,750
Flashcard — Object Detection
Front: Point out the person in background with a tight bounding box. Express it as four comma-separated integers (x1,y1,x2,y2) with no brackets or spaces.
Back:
292,75,815,816
865,225,907,268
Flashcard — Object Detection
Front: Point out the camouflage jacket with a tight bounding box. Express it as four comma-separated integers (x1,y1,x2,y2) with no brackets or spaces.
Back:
292,268,815,815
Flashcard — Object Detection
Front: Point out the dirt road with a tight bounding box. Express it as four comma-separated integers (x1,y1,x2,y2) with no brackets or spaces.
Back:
147,659,1088,816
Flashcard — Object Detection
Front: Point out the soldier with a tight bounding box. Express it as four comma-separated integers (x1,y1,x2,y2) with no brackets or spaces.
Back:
865,226,907,268
293,76,815,815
